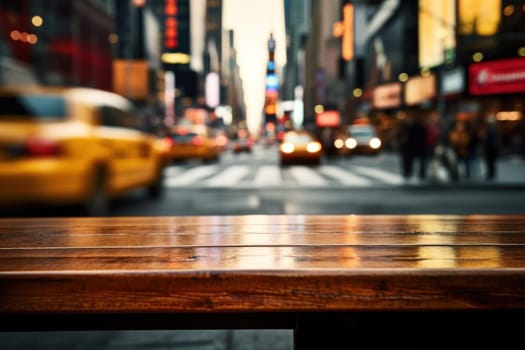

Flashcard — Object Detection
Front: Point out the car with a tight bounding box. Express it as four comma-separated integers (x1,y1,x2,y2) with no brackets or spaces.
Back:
164,126,220,163
279,130,323,165
0,86,169,216
212,129,230,153
334,124,382,156
232,136,254,153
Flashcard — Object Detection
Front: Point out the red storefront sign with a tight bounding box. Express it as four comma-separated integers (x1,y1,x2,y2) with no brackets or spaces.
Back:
469,57,525,95
315,110,341,128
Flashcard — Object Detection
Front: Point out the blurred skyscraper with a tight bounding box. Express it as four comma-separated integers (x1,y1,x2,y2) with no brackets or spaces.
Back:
0,0,115,90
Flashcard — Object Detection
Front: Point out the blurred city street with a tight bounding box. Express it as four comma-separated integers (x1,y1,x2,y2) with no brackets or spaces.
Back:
2,0,525,348
3,145,525,218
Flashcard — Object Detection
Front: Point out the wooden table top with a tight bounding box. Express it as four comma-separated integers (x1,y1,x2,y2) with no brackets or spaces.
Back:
1,215,525,313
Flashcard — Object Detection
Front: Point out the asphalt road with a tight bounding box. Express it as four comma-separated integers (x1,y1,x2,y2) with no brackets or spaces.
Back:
108,185,525,216
3,148,525,217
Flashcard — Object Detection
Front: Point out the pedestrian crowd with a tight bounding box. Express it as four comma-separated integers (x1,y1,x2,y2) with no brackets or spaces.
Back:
396,112,500,182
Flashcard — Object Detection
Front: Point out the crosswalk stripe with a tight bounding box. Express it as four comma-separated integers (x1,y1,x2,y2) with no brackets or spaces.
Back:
164,166,182,177
164,165,218,187
254,165,282,187
288,166,327,186
350,165,404,185
205,165,251,187
164,164,406,188
319,165,373,186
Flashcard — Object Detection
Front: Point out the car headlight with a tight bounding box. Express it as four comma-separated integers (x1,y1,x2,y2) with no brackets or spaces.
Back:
307,142,322,153
369,137,381,149
345,138,357,149
334,139,344,149
280,143,295,153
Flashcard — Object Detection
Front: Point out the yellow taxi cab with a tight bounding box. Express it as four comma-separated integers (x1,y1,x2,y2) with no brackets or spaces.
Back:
0,86,169,215
334,124,382,156
279,130,323,165
164,125,220,163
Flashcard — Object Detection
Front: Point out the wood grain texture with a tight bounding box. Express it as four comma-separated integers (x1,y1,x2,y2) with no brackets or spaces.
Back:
1,215,525,314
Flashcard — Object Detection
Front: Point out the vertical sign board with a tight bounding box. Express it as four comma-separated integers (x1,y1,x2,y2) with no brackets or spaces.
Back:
205,72,220,108
342,3,354,61
164,0,190,56
165,0,178,49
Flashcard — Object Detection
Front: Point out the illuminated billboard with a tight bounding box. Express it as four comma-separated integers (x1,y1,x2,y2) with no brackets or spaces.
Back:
405,74,436,105
458,0,501,36
469,58,525,95
372,83,402,109
418,0,456,68
315,110,341,128
442,67,465,95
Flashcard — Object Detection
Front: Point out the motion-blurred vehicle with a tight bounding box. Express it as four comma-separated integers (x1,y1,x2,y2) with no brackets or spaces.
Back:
213,130,229,152
0,86,168,216
279,130,323,165
164,126,220,163
334,124,382,156
232,136,254,153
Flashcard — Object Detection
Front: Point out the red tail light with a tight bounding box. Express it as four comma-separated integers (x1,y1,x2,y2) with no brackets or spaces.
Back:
215,135,228,147
163,136,174,149
25,137,62,157
191,135,204,146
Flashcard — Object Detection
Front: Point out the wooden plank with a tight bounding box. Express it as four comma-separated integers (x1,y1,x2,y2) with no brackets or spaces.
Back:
1,215,525,316
2,231,525,248
1,215,525,248
1,215,525,232
1,245,525,270
1,270,525,313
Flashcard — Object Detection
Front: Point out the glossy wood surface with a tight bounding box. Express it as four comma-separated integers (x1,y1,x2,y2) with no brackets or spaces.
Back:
1,215,525,313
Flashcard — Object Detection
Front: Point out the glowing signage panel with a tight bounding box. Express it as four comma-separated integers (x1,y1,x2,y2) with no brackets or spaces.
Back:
372,83,402,109
405,74,436,105
418,0,456,68
469,58,525,95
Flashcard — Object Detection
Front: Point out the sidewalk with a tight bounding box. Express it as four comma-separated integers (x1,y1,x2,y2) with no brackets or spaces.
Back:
487,155,525,184
407,155,525,188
